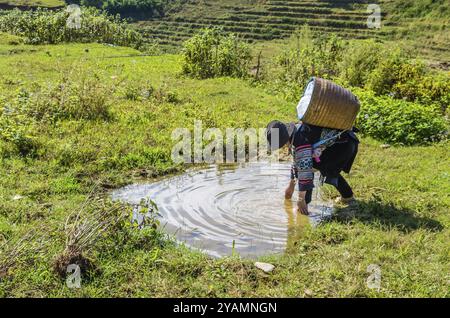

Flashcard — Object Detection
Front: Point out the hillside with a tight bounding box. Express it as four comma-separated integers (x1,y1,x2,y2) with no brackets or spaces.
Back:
0,2,449,299
0,33,449,297
0,0,64,8
1,0,449,61
135,0,449,62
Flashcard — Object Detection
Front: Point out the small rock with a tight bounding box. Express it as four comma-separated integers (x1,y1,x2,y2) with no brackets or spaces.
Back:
255,262,275,273
304,289,314,297
380,144,391,149
12,195,24,201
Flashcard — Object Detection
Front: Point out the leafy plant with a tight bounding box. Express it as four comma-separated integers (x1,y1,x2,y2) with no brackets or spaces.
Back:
338,40,385,88
25,72,113,122
0,92,40,157
355,88,448,145
391,64,450,114
77,0,188,19
268,25,345,100
338,40,450,113
181,27,252,79
0,7,143,48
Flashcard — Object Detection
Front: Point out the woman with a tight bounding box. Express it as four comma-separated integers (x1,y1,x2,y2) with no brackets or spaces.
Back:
266,120,359,215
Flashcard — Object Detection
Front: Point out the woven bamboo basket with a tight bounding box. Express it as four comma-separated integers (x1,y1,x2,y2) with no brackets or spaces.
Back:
297,77,360,130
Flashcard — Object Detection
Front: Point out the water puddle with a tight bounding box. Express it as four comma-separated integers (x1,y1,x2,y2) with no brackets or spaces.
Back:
111,162,333,258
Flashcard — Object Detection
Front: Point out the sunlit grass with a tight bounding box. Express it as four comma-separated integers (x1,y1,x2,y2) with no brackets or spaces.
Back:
0,0,65,8
0,37,448,297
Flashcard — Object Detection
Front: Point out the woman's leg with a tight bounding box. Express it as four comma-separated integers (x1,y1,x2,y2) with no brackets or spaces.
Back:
336,175,353,199
305,189,313,204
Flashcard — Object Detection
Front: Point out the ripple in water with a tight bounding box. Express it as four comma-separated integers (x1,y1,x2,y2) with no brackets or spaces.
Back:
111,162,333,258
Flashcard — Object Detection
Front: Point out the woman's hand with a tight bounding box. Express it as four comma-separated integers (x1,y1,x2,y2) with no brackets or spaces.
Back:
297,192,309,215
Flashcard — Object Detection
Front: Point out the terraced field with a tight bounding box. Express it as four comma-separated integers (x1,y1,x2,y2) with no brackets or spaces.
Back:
1,0,448,60
137,1,387,47
135,0,449,61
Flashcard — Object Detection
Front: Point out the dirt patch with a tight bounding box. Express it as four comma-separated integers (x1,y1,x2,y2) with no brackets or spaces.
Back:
53,247,99,279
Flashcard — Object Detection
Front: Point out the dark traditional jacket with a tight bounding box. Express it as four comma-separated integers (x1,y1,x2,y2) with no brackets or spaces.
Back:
290,123,359,191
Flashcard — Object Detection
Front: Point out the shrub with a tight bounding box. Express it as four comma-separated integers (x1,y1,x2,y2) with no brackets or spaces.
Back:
2,67,114,127
339,40,396,89
181,28,252,79
269,25,345,100
339,40,450,113
365,48,409,95
78,0,187,19
0,7,143,48
0,94,40,157
0,32,24,45
354,88,448,145
392,65,450,114
25,71,113,122
100,0,165,19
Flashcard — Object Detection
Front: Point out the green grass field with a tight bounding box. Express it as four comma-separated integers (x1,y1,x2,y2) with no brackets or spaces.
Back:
0,0,64,8
135,0,450,63
2,0,448,63
0,35,448,297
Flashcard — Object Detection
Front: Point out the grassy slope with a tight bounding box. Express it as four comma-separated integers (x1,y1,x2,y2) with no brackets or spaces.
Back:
0,0,64,8
1,0,448,62
136,0,450,62
379,0,450,63
0,36,448,297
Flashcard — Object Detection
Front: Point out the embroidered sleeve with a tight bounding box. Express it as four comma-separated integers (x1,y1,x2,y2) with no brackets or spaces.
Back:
293,144,314,191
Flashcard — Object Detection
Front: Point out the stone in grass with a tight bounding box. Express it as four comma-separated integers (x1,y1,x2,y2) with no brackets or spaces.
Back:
12,195,24,200
304,289,314,297
380,144,391,149
255,262,275,273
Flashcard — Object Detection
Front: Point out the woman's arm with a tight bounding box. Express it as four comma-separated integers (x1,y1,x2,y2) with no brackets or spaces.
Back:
288,145,314,215
293,144,315,192
291,125,320,215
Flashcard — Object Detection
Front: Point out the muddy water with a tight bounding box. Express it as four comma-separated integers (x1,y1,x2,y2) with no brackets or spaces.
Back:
111,162,333,258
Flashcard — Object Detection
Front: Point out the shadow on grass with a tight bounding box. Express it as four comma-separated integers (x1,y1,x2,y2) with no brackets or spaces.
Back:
331,199,444,233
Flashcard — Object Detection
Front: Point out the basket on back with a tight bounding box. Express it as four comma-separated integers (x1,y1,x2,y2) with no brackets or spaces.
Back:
297,77,360,130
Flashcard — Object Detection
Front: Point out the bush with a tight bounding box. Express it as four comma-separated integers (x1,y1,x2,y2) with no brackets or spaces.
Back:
355,88,448,145
0,32,24,45
181,28,252,79
392,65,450,114
266,29,449,145
339,40,450,113
338,40,386,88
0,7,143,48
100,0,165,19
269,25,345,100
78,0,188,19
0,94,40,157
0,67,113,160
25,71,113,122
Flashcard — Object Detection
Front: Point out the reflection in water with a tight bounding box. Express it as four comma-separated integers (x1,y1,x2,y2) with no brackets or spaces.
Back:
111,162,333,258
284,199,310,254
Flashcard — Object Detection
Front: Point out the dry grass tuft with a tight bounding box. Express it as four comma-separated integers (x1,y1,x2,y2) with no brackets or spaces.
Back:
0,228,47,278
53,188,131,278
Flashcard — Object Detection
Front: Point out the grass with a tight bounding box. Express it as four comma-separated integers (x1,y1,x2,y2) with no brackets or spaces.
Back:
0,35,449,297
0,0,64,8
133,0,449,63
1,0,448,62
